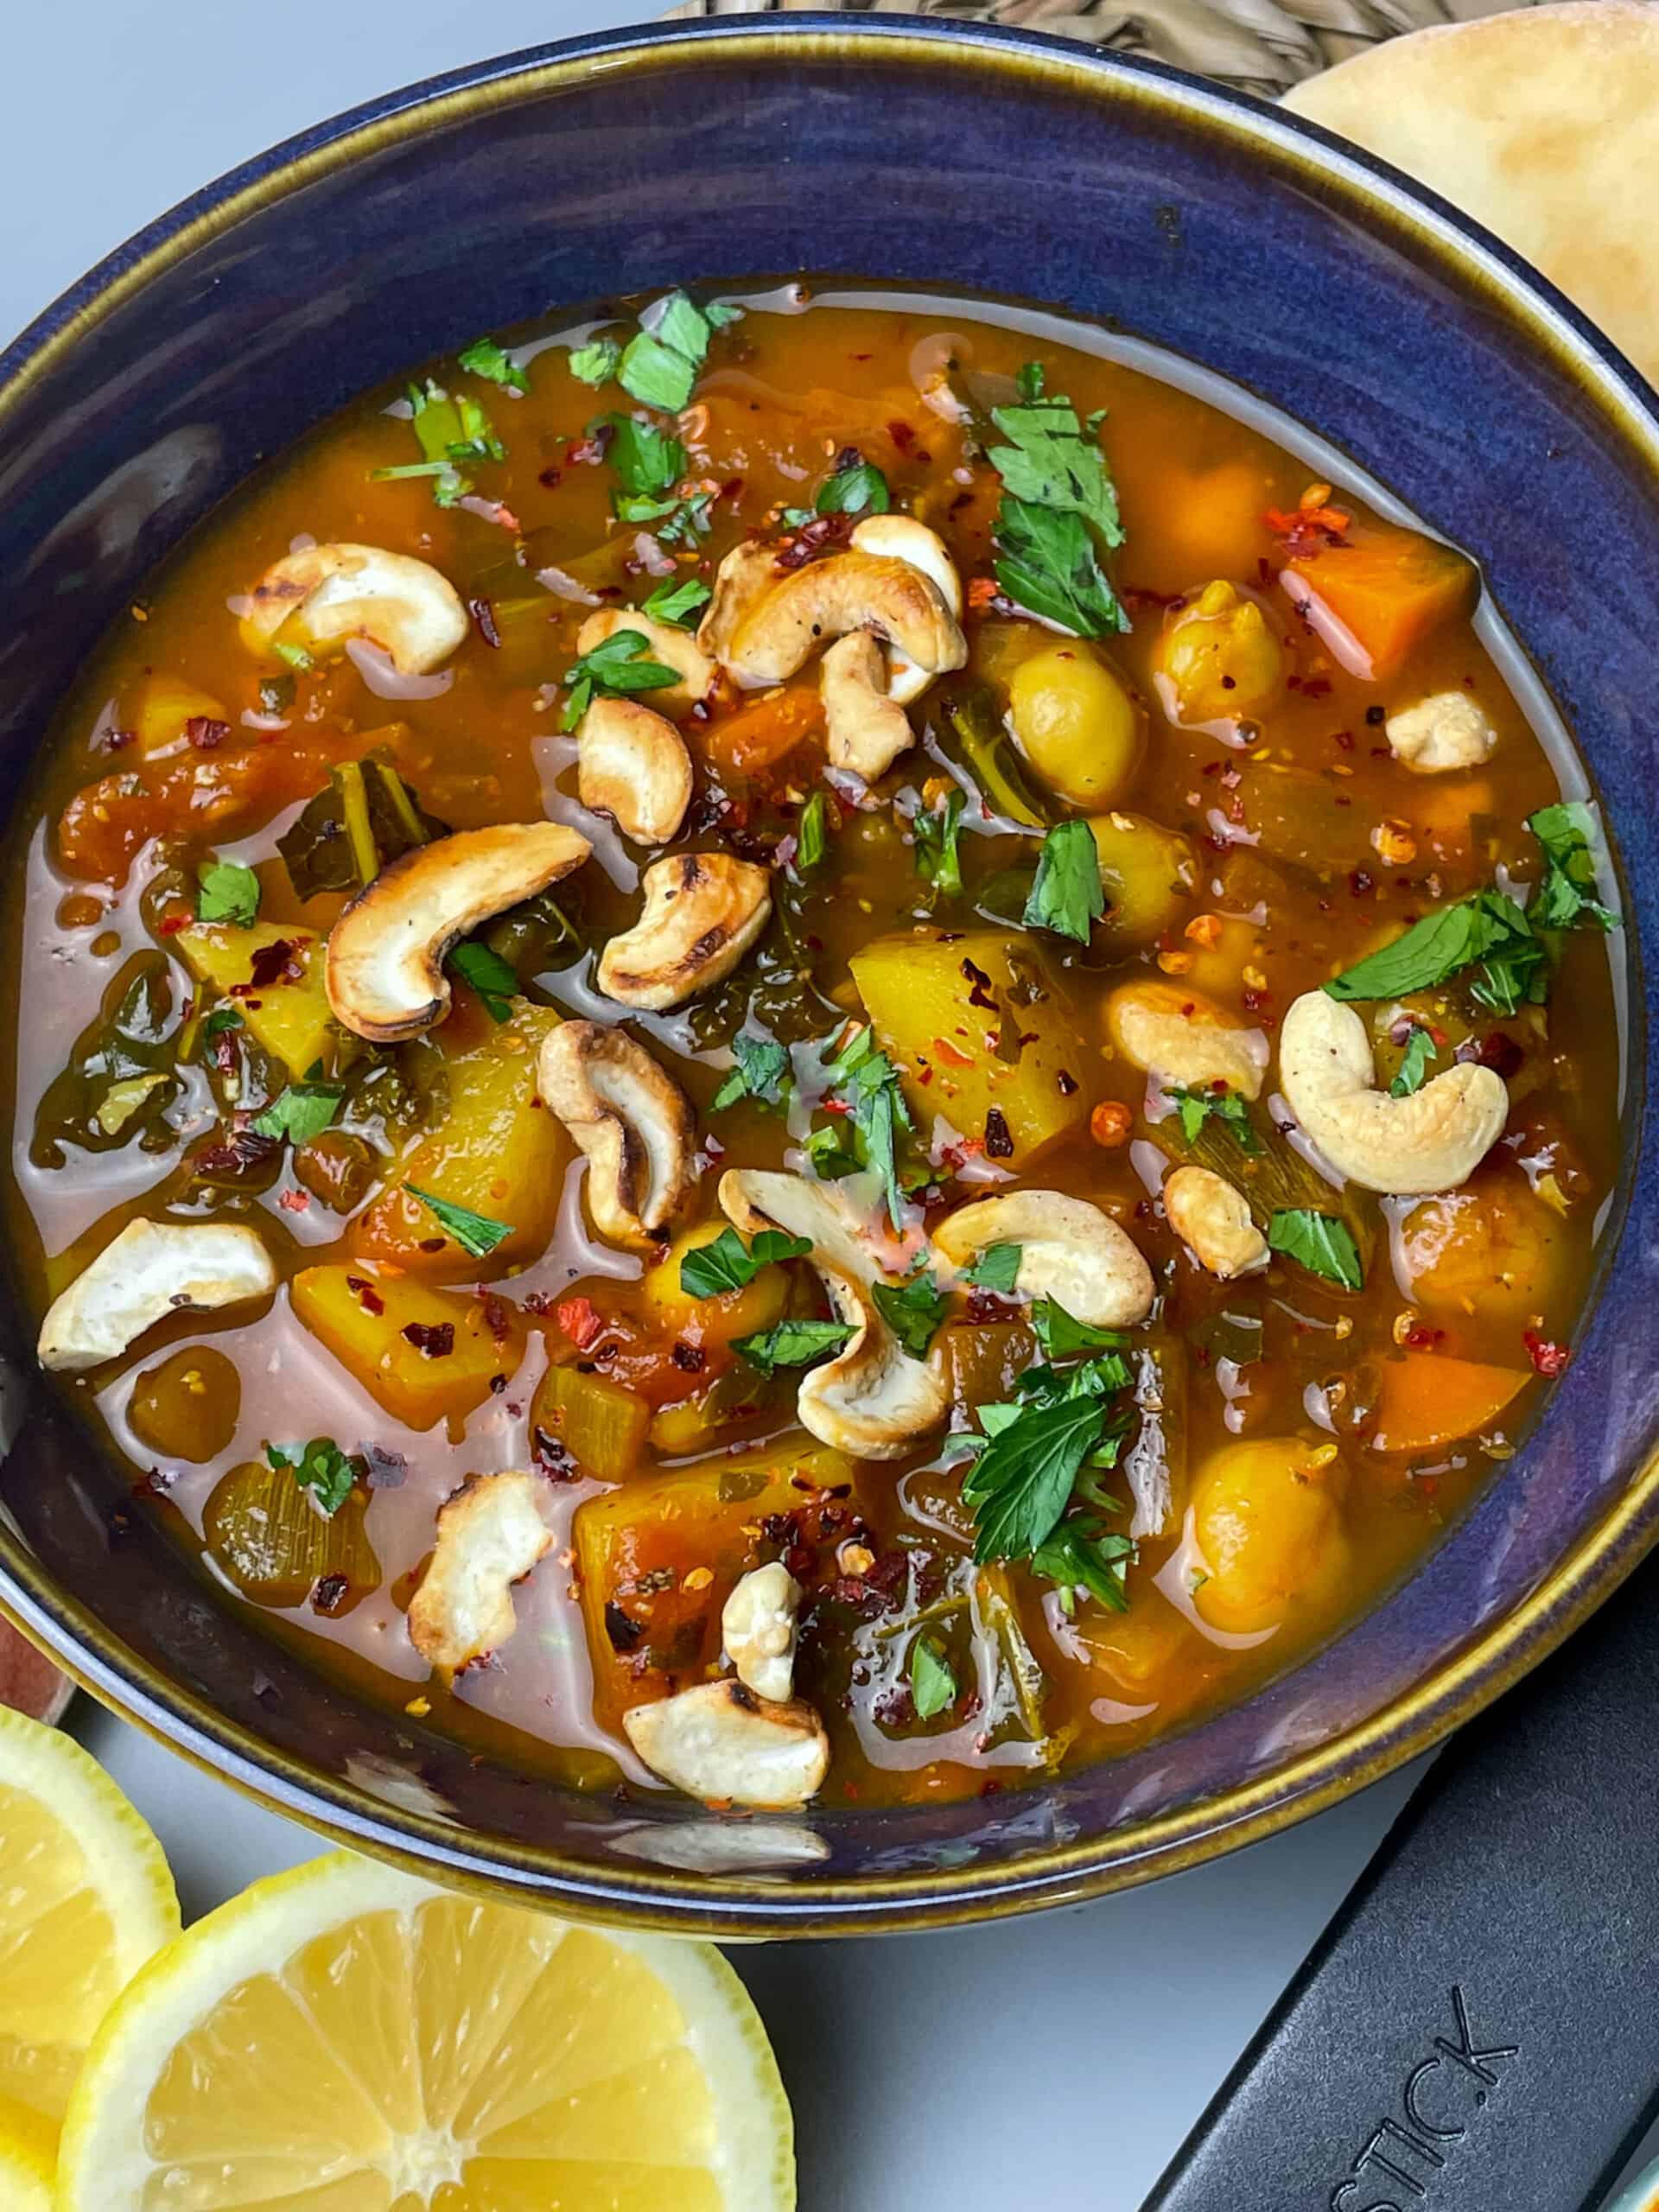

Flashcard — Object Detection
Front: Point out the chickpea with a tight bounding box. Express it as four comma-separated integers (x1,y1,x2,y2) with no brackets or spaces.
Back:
1179,912,1261,1000
639,1220,791,1345
1069,1588,1192,1698
128,1346,240,1464
970,619,1053,692
1009,643,1147,809
1397,1171,1565,1325
1155,580,1282,725
1191,1435,1351,1635
1089,811,1198,951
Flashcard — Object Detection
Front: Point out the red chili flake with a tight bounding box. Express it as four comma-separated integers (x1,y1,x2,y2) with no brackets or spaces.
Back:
671,1340,707,1374
476,1290,513,1343
157,913,191,936
1365,704,1387,727
277,1187,311,1213
468,597,502,648
556,1295,605,1351
1523,1331,1571,1377
1056,1069,1078,1096
1348,868,1375,898
523,1291,556,1317
1403,1324,1446,1351
346,1275,385,1317
402,1321,455,1359
960,957,998,1010
917,1065,935,1087
489,1373,508,1394
1475,1031,1526,1079
1287,673,1334,699
101,728,137,753
569,423,613,466
311,1573,350,1616
966,1289,1019,1324
184,716,231,750
1332,728,1355,752
983,1107,1014,1160
604,1601,645,1653
887,418,918,454
244,938,302,989
417,1236,447,1255
535,1429,579,1479
537,464,563,490
774,512,856,570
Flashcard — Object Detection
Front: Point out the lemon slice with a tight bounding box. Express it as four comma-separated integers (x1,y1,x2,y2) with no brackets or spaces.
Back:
0,1705,180,2155
0,2117,54,2212
60,1849,795,2210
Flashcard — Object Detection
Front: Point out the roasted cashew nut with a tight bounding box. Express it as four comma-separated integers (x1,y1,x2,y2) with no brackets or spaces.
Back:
702,539,966,690
931,1189,1154,1327
326,822,590,1042
1105,981,1269,1100
623,1679,829,1810
537,1021,699,1248
38,1219,276,1373
407,1469,554,1672
720,1168,950,1460
596,853,772,1012
848,515,965,705
819,632,916,781
1279,988,1509,1196
575,696,693,846
696,540,781,667
721,1561,802,1703
1163,1166,1268,1281
239,542,468,676
1384,691,1499,774
575,608,715,721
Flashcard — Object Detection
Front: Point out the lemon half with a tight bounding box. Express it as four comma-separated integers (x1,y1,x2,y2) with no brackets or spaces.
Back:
0,1705,180,2155
59,1850,795,2210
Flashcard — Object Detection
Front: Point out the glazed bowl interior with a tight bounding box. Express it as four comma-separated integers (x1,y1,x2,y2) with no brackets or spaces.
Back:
1,16,1656,1935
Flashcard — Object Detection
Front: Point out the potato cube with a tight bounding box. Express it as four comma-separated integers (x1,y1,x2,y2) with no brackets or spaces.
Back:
291,1263,524,1433
175,922,333,1078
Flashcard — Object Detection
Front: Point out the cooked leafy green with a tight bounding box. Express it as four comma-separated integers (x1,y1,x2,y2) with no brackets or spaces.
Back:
796,791,830,874
712,1033,792,1114
447,940,519,1023
680,1226,810,1300
196,860,260,928
251,1081,344,1145
913,787,965,899
734,1319,856,1376
1023,820,1104,944
1266,1209,1364,1291
278,754,444,899
909,1635,957,1719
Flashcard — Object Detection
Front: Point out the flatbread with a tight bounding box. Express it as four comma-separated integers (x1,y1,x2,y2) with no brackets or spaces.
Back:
1286,1,1659,386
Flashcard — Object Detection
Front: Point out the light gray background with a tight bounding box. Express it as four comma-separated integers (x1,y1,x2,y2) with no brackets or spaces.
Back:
0,9,1643,2209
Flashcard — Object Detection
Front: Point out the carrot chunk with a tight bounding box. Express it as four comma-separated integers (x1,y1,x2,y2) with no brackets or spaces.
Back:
1371,1353,1529,1455
1281,522,1478,682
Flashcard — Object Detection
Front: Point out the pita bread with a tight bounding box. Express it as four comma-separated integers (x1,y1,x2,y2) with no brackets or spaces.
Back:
1286,1,1659,386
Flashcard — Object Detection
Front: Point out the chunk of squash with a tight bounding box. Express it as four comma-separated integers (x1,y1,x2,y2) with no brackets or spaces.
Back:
129,674,232,759
1281,521,1477,683
531,1361,652,1484
291,1262,525,1433
1371,1355,1529,1456
575,1442,860,1732
849,928,1088,1164
351,1000,568,1275
175,921,333,1078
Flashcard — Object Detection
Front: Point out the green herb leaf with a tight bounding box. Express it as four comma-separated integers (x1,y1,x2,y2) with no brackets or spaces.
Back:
989,392,1124,547
202,1007,244,1039
819,1026,914,1229
796,791,830,874
640,575,712,629
734,1318,856,1376
963,1391,1112,1562
1389,1027,1437,1098
569,337,621,388
1166,1084,1262,1154
909,1635,957,1719
196,859,260,928
804,1122,861,1180
870,1268,950,1359
1023,819,1105,944
1526,800,1618,934
459,337,528,395
1017,361,1046,402
711,1033,792,1114
987,372,1127,637
447,939,518,1022
560,627,682,730
679,1225,810,1299
963,1242,1022,1294
816,457,890,517
373,379,505,507
267,1437,359,1518
913,787,965,899
251,1081,344,1145
1030,1518,1135,1613
617,291,726,414
1266,1209,1364,1291
994,499,1128,637
602,416,686,498
272,639,315,672
1323,888,1536,1004
404,1184,512,1260
1029,1300,1128,1360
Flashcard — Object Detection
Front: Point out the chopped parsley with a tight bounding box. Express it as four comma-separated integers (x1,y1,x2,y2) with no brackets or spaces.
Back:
404,1185,512,1260
1029,1300,1127,1359
1527,800,1618,933
617,290,737,414
372,379,505,506
957,1336,1136,1581
913,787,965,899
267,1437,359,1518
1266,1209,1363,1292
568,337,621,388
909,1635,957,1719
870,1268,950,1359
1030,1517,1135,1614
734,1318,856,1376
962,1242,1022,1294
560,627,682,730
988,368,1128,638
447,939,518,1022
599,412,711,543
711,1033,792,1114
819,1025,914,1229
251,1081,344,1146
1023,819,1104,944
458,337,528,395
815,455,890,517
196,859,260,928
1166,1084,1262,1154
1389,1027,1437,1098
640,575,712,629
679,1226,810,1300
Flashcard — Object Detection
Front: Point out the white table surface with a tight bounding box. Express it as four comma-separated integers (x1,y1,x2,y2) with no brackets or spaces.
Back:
4,10,1641,2208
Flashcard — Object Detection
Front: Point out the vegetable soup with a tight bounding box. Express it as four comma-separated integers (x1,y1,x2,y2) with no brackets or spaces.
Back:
4,287,1621,1812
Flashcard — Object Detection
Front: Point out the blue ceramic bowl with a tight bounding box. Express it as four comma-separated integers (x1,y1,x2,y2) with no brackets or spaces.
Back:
0,17,1655,1935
